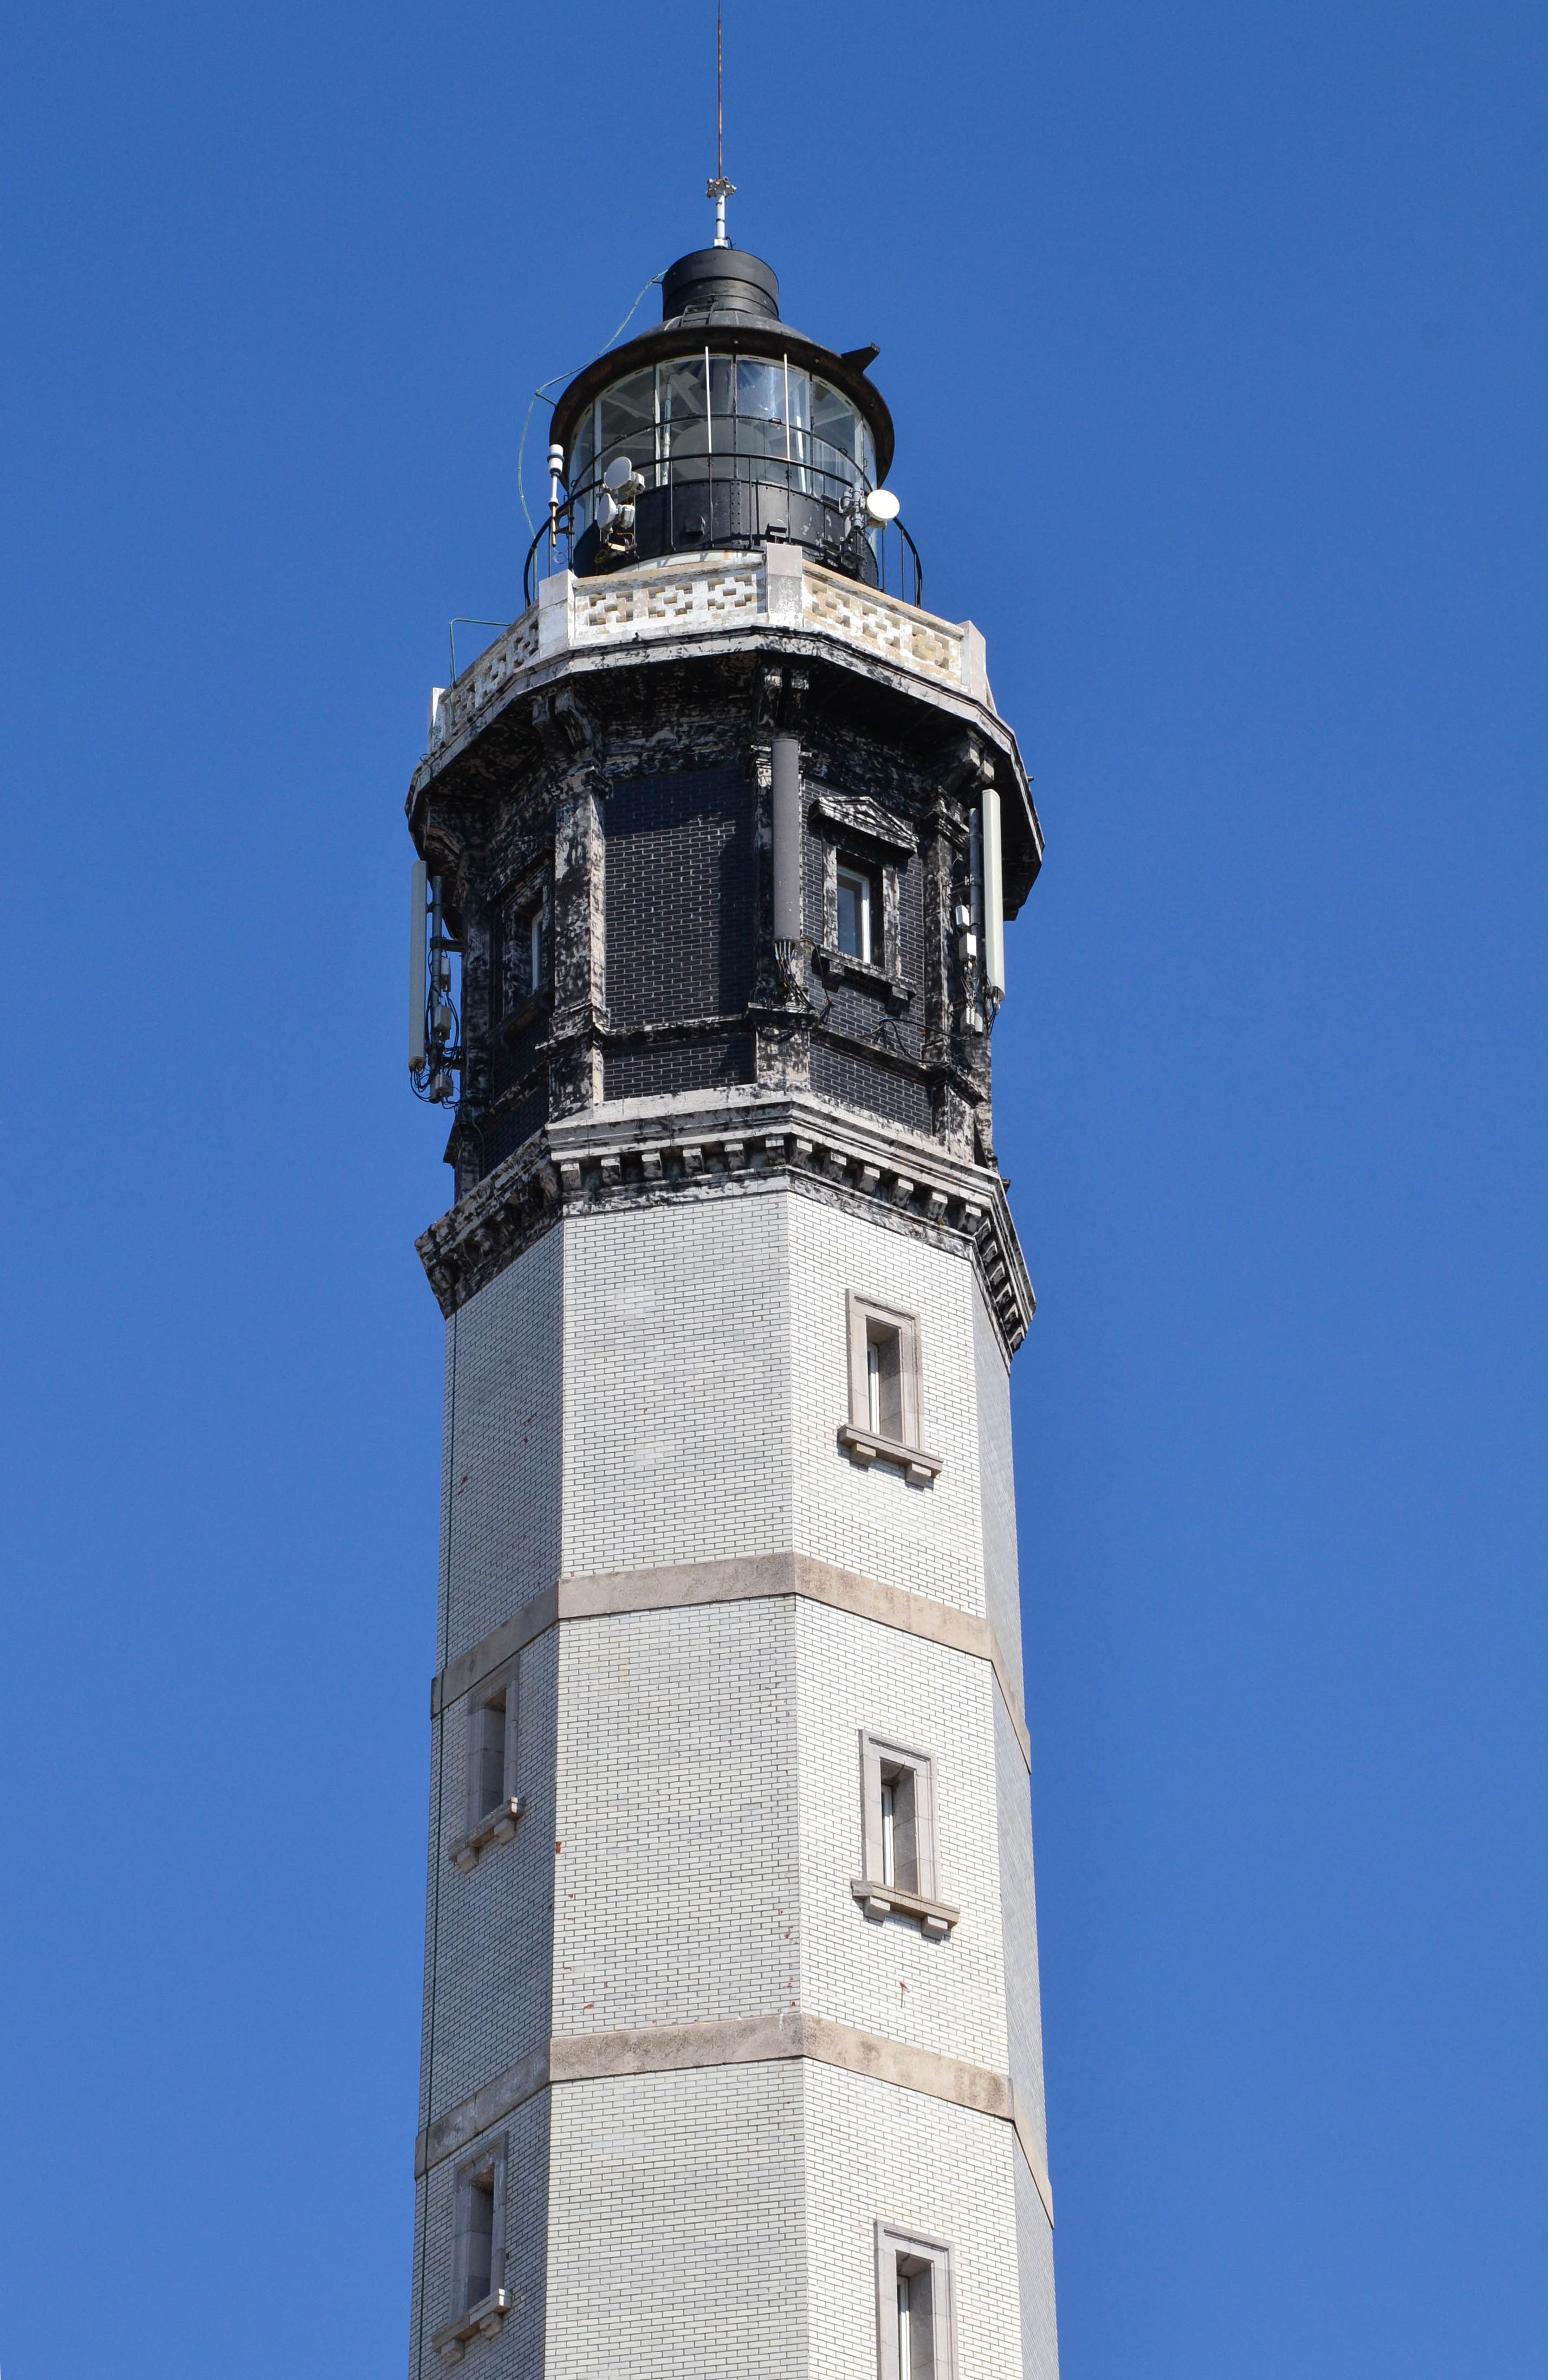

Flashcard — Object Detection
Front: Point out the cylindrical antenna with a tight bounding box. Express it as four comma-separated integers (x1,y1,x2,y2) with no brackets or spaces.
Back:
982,782,1007,999
548,441,564,553
409,860,428,1070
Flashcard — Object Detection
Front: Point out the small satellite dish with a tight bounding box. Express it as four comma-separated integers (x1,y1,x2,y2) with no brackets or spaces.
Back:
865,488,901,524
603,456,635,492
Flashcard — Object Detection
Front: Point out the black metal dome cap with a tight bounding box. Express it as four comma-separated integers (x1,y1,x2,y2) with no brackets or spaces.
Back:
660,246,780,322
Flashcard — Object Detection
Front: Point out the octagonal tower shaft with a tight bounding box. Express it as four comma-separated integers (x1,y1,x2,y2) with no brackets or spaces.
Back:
405,250,1057,2380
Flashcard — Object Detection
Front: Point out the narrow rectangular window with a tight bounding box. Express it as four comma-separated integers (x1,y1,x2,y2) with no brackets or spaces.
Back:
841,1292,941,1480
835,862,873,961
866,1318,904,1439
451,1672,523,1870
464,2171,495,2311
449,2141,507,2328
860,1734,938,1904
879,1759,921,1891
876,2226,954,2380
467,1688,511,1833
897,2256,936,2380
499,890,546,1018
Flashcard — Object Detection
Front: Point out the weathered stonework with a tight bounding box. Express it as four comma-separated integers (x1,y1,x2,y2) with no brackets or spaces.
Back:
411,546,1041,1229
415,549,1013,784
417,1089,1034,1359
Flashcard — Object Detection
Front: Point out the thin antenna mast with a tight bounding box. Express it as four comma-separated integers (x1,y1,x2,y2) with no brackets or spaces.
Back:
705,1,735,248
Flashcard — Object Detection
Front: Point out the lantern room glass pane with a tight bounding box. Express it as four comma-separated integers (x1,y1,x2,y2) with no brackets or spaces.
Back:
735,357,787,461
597,368,655,489
708,353,734,429
658,356,709,477
812,377,865,490
785,365,812,491
736,358,782,419
568,400,596,531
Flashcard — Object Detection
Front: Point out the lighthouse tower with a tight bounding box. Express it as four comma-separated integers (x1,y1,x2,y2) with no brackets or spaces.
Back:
404,230,1057,2380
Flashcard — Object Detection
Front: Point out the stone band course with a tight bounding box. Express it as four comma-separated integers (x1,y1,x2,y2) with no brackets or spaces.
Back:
432,1549,1032,1771
414,2008,1054,2231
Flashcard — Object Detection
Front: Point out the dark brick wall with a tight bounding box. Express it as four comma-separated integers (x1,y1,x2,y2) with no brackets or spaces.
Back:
480,1082,549,1172
603,768,756,1029
822,978,923,1063
493,1013,547,1103
604,1034,754,1102
811,1039,933,1137
444,729,986,1187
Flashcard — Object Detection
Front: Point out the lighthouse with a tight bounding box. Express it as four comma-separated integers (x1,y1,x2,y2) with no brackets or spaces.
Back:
404,227,1057,2380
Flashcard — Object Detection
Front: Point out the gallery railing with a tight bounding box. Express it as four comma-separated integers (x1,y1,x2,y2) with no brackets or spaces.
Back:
523,416,922,609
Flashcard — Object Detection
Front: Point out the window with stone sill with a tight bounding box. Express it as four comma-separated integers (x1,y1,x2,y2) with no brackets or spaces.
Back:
449,1671,523,1873
876,2224,956,2380
853,1731,959,1936
432,2140,509,2364
814,827,912,1000
838,1292,943,1482
804,781,918,997
497,882,548,1031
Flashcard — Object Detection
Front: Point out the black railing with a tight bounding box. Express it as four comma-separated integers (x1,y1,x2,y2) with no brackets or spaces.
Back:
523,416,923,609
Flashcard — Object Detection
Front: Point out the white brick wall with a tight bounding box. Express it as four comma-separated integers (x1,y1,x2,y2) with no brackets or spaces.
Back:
443,1185,1003,1629
546,2064,808,2380
974,1285,1024,1681
1014,2156,1061,2380
552,1601,801,2032
557,1187,997,1616
793,1599,1009,2072
994,1693,1050,2165
442,1227,564,1666
789,1197,987,1615
411,2092,550,2380
542,2061,1047,2380
427,1629,560,2113
803,2063,1027,2380
562,1187,793,1577
540,1593,1010,2064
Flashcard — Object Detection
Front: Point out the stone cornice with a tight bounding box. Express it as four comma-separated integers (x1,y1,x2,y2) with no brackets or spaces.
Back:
415,1089,1034,1358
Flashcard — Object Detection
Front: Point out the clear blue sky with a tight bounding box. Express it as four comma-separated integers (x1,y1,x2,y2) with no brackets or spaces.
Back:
1,4,1544,2374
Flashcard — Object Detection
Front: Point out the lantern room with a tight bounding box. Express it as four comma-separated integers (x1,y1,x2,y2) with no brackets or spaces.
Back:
542,247,914,597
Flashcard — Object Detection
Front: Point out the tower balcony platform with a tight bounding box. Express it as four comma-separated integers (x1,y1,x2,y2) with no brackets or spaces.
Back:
413,541,1031,857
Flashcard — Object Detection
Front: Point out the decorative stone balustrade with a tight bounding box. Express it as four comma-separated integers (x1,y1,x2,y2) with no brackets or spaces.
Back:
424,544,992,761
